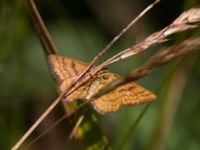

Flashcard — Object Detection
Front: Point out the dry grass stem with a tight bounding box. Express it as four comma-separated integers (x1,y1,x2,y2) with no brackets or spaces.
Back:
97,7,200,67
69,115,85,139
94,37,200,99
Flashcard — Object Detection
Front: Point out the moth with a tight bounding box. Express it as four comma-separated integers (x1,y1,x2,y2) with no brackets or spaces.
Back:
48,54,156,114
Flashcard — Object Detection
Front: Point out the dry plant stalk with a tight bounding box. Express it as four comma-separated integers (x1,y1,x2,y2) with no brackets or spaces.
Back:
94,37,200,99
92,7,200,100
97,7,200,67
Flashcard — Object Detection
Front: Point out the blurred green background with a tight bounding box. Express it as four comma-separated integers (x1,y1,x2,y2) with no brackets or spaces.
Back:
1,0,200,150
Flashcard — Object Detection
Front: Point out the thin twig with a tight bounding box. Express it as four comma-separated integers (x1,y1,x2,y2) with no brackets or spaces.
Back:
11,94,66,150
69,115,84,139
24,115,67,149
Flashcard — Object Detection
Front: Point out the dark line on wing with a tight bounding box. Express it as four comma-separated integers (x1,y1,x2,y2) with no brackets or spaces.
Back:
117,86,136,93
61,57,72,78
71,59,79,75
